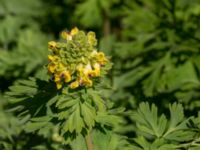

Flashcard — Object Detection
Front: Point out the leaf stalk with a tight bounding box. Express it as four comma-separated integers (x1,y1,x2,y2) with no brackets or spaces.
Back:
85,133,94,150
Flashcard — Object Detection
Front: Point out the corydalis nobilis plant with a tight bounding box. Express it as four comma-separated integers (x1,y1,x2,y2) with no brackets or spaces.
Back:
6,28,120,145
47,27,109,90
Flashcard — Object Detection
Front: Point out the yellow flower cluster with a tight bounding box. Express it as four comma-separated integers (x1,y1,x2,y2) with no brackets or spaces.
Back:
47,27,109,90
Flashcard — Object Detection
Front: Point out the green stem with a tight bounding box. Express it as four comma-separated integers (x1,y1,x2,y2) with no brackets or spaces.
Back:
85,133,94,150
175,140,200,148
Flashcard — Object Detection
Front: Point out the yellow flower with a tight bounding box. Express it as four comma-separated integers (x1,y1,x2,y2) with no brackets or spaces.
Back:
48,55,59,62
61,27,79,41
71,27,79,36
87,64,100,77
96,52,107,65
56,81,62,89
61,31,68,40
87,32,96,46
92,63,100,77
80,77,93,87
54,74,61,82
70,80,79,89
90,50,97,57
48,41,57,49
87,71,96,77
85,79,93,87
48,63,56,73
76,63,100,78
83,64,92,75
62,71,71,83
76,63,92,77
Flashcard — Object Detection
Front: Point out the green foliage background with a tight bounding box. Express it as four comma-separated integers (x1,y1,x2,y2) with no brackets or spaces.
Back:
1,0,200,149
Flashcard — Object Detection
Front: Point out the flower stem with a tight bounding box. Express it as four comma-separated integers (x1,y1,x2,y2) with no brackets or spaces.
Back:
85,133,94,150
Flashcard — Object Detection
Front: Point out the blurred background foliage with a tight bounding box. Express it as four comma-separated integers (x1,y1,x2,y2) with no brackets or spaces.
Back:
1,0,200,149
